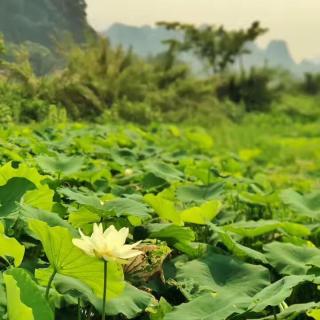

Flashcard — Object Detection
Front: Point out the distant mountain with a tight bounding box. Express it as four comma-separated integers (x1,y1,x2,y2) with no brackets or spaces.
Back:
103,23,320,76
105,23,179,57
265,40,295,69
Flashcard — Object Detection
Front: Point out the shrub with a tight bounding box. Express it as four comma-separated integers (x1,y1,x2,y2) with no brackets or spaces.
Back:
216,68,281,112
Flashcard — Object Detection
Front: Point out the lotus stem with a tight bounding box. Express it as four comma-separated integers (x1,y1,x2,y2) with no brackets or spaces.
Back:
77,297,81,320
45,269,57,300
102,260,108,320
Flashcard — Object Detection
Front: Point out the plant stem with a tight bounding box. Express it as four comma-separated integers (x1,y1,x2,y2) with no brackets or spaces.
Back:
77,297,81,320
102,260,108,320
45,269,57,300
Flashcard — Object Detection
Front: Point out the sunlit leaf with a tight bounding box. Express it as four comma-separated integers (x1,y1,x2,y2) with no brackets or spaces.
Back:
144,194,182,225
0,162,46,187
29,219,124,299
4,268,54,320
147,223,195,244
281,189,320,219
181,200,222,225
22,185,54,211
36,154,84,177
0,223,25,266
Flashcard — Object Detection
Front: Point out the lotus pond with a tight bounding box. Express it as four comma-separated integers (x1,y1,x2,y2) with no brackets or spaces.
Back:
0,120,320,320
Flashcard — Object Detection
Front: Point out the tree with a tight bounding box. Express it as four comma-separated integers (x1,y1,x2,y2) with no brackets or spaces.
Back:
158,21,267,74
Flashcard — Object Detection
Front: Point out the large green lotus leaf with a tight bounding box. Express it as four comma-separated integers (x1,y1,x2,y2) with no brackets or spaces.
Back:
36,271,150,318
223,220,310,238
259,302,320,320
210,224,267,263
4,268,54,320
71,166,111,184
0,223,25,266
22,185,54,211
0,177,35,217
110,148,137,165
147,223,195,244
173,242,207,258
29,219,124,299
264,242,320,275
107,283,153,318
68,207,100,229
165,274,314,320
305,253,320,271
0,162,46,187
60,188,150,219
20,205,76,235
176,183,224,203
58,187,103,209
141,173,168,191
238,191,277,206
183,162,213,184
158,185,177,201
175,250,270,300
180,200,222,225
308,308,320,320
58,275,154,319
144,194,182,225
250,275,315,312
0,146,23,162
280,221,311,237
281,189,320,219
144,162,183,182
102,198,150,218
164,293,248,320
36,154,84,177
4,273,34,320
145,195,221,225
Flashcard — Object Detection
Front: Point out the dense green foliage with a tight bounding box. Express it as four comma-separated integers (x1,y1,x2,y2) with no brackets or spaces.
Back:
0,118,320,319
1,35,316,124
0,0,90,47
0,0,93,75
1,17,320,124
1,5,320,319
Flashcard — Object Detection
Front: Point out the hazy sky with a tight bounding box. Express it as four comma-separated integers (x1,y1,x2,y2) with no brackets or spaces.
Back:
86,0,320,62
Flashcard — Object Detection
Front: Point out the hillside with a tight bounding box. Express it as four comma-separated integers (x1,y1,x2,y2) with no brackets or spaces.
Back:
0,0,92,48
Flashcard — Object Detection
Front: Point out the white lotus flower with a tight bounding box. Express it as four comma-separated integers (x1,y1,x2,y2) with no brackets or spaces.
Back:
72,224,142,263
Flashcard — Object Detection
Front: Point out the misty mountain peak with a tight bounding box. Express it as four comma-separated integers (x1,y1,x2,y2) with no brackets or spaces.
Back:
104,23,320,76
265,40,295,67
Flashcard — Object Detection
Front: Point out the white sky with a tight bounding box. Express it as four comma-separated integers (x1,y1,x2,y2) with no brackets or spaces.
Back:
86,0,320,62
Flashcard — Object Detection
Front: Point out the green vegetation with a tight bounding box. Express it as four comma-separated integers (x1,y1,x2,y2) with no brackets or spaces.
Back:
1,3,320,319
0,119,319,319
0,0,93,75
1,19,319,124
0,0,90,47
158,21,267,73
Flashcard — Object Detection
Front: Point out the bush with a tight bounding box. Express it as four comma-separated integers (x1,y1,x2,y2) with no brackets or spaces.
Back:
113,100,159,125
273,94,320,122
0,103,13,125
300,73,320,95
216,68,281,112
